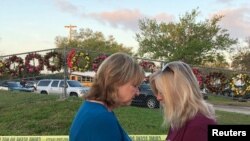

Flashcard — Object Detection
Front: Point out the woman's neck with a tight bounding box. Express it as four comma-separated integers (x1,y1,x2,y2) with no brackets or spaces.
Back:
88,100,113,111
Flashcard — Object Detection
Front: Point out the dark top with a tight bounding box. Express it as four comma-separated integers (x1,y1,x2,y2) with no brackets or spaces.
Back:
70,101,131,141
166,113,217,141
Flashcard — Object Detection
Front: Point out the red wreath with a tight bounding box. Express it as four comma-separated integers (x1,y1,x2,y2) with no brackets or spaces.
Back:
25,53,44,73
92,54,109,72
139,60,156,72
44,52,62,72
205,72,227,93
67,49,76,68
192,68,203,88
5,55,24,76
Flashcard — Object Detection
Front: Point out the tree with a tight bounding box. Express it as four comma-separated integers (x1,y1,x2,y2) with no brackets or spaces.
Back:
136,9,237,66
202,53,229,68
231,37,250,71
55,28,132,56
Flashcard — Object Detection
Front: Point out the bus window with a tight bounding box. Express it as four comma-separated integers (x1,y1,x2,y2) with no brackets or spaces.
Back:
71,76,76,80
77,76,81,81
69,71,96,87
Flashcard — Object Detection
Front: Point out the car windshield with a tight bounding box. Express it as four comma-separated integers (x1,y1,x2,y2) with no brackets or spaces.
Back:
67,81,83,87
8,82,21,87
140,84,151,90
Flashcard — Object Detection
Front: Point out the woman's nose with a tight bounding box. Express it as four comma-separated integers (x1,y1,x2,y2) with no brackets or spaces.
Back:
135,88,140,96
156,94,162,101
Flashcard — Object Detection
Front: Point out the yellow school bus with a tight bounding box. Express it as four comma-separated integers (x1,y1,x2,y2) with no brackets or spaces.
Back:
69,71,96,87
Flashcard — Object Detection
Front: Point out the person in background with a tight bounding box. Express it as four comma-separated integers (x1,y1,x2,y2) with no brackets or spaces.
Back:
70,52,145,141
20,78,26,87
150,61,217,141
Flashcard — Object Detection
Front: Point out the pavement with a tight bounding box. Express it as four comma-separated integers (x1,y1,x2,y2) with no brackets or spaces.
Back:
214,105,250,115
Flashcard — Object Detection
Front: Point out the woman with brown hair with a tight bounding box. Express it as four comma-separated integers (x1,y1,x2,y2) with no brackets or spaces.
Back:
70,52,145,141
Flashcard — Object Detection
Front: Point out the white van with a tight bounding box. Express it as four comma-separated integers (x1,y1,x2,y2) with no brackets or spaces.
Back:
36,79,89,97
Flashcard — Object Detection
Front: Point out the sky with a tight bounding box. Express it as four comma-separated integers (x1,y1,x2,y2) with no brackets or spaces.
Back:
0,0,250,56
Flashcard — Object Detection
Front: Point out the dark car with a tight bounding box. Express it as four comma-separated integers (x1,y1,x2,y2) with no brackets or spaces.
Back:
132,83,159,109
221,84,233,97
1,81,34,92
25,81,38,90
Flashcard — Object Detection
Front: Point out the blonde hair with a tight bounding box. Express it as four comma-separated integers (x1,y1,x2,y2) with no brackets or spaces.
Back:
85,52,145,108
150,61,216,129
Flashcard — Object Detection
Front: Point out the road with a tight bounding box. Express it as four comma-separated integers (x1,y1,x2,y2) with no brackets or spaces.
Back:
214,105,250,115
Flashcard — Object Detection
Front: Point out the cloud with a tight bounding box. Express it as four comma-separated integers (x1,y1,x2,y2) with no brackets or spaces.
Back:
89,9,175,31
212,7,250,39
89,9,145,31
52,0,79,15
215,0,234,4
51,0,174,31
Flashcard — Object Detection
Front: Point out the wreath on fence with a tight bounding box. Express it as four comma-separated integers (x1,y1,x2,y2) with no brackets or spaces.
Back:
92,54,109,72
67,49,76,68
44,52,62,72
139,60,156,72
230,73,250,96
0,60,5,74
25,53,44,73
71,51,90,72
192,68,203,88
5,55,24,76
205,72,227,93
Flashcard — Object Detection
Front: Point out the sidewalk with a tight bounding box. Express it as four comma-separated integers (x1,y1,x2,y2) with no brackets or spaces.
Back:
214,105,250,115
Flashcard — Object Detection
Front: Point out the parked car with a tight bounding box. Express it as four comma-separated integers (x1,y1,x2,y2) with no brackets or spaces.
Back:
35,79,89,97
0,81,9,91
201,87,209,99
0,81,34,92
221,84,233,97
25,81,38,90
132,83,159,109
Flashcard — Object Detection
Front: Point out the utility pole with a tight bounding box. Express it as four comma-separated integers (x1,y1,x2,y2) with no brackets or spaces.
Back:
62,25,77,99
64,25,77,41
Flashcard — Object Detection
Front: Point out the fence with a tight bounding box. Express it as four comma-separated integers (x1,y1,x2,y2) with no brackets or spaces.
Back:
0,48,250,99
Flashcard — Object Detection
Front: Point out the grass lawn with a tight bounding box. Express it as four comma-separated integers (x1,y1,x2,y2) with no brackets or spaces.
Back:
0,90,250,135
207,94,250,107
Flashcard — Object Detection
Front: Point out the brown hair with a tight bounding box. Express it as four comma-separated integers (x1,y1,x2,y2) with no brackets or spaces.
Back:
85,52,145,108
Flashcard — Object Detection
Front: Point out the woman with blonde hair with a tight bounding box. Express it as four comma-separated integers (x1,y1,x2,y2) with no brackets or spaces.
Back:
150,61,216,141
70,52,145,141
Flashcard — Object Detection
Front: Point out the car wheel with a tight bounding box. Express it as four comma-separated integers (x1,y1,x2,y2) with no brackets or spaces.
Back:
41,91,48,94
146,97,158,109
203,95,208,100
70,92,78,97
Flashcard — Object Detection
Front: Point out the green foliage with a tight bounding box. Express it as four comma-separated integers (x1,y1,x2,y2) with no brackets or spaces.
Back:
231,51,250,71
55,28,133,56
136,9,237,65
231,37,250,71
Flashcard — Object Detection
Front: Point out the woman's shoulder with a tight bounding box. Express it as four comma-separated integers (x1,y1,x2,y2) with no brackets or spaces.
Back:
188,113,217,127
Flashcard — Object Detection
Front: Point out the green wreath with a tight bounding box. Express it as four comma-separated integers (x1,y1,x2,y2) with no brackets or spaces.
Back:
230,74,250,96
44,52,62,72
71,51,90,72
